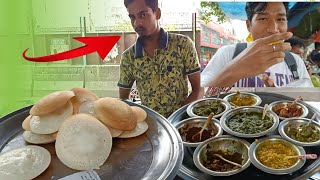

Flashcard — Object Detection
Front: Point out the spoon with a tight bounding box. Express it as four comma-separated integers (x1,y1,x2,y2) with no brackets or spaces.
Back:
213,154,243,168
297,113,317,137
285,154,318,160
307,113,317,126
288,96,302,109
215,88,222,103
192,113,214,141
230,102,238,109
262,104,268,120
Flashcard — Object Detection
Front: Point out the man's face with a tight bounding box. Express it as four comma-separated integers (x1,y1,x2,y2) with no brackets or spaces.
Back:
126,0,160,38
291,46,304,58
247,2,288,40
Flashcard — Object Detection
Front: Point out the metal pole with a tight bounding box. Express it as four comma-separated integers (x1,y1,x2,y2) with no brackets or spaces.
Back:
80,17,87,88
192,13,196,43
81,17,87,66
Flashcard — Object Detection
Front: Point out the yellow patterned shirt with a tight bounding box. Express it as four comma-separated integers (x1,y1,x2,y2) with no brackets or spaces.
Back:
118,29,200,118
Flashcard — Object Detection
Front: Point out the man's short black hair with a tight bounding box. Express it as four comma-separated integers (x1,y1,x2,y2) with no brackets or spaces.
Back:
284,38,305,49
313,53,320,62
245,2,289,22
124,0,158,11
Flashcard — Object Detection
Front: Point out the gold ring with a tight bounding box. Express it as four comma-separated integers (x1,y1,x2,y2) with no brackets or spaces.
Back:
272,44,276,52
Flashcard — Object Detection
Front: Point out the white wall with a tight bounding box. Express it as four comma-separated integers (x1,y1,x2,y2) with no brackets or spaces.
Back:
31,0,200,33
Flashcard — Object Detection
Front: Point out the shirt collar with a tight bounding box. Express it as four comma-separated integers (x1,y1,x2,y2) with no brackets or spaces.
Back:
134,28,169,58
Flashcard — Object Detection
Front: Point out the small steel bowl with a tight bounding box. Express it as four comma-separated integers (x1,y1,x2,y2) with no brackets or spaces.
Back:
268,100,309,120
186,98,231,118
193,135,251,176
249,135,306,175
220,106,279,138
278,118,320,147
223,92,262,107
174,117,223,147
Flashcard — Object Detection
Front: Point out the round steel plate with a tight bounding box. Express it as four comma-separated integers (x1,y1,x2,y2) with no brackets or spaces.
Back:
0,101,183,180
168,92,320,180
249,135,306,175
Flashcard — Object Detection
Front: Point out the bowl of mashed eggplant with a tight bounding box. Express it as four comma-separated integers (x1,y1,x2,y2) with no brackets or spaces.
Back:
220,106,279,138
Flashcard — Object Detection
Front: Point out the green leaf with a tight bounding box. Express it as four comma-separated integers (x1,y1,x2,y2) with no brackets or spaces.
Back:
200,2,227,24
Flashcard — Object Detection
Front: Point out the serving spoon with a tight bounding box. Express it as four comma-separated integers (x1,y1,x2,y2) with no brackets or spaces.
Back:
192,113,214,141
307,113,317,126
230,102,238,109
213,154,243,168
262,104,268,120
297,113,318,137
285,154,318,160
288,96,302,109
215,88,222,103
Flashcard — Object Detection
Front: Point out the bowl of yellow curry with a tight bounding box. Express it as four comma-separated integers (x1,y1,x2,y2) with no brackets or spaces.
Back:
279,118,320,147
220,106,279,138
223,91,262,107
249,135,306,175
187,98,231,119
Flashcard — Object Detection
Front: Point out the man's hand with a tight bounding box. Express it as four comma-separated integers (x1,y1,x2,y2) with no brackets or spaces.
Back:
182,72,203,105
233,32,293,78
260,74,276,87
206,32,293,87
119,88,131,100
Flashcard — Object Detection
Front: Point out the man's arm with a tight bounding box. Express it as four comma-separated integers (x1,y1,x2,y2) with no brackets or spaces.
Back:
117,50,135,99
119,88,131,100
182,72,204,105
204,32,293,87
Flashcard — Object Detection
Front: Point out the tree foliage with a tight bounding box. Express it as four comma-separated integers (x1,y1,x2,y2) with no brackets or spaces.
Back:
200,2,227,24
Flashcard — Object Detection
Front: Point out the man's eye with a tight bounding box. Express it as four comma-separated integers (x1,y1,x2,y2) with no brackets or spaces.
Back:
141,13,146,18
278,18,287,22
258,18,267,21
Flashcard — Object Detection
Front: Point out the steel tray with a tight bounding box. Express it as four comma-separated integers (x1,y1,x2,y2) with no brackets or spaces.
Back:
0,101,183,180
168,92,320,180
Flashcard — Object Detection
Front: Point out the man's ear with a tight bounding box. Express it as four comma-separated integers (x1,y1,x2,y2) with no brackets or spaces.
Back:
246,20,251,32
155,8,161,20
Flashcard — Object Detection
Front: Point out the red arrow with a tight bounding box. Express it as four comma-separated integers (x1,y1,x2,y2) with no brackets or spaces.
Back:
22,36,121,62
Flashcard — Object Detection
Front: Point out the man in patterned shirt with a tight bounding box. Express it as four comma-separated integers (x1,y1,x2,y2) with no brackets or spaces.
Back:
118,0,203,118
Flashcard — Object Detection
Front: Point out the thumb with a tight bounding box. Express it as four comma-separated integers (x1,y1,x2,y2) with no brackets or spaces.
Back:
261,74,275,87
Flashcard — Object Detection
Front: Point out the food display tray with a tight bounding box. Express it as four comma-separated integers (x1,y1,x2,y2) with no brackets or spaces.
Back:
0,101,184,180
168,92,320,180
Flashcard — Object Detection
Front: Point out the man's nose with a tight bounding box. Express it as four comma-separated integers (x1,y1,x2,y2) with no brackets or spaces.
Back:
134,18,142,27
267,19,279,33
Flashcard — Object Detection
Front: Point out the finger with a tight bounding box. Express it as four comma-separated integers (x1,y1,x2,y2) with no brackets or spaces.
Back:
261,74,269,81
262,79,272,87
260,74,275,87
269,42,292,52
259,42,292,54
267,51,286,59
261,74,271,87
266,78,275,87
265,57,285,66
261,32,293,45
